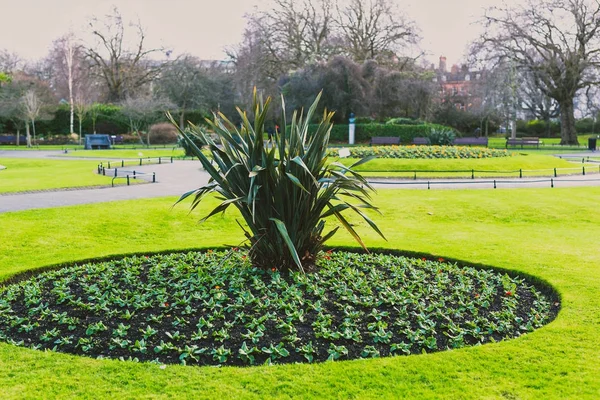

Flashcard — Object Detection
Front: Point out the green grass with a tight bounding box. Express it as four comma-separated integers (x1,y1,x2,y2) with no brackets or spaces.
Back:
341,154,597,178
1,189,600,398
0,158,116,193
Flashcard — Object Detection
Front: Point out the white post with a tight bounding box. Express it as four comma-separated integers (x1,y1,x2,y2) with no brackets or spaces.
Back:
349,113,356,145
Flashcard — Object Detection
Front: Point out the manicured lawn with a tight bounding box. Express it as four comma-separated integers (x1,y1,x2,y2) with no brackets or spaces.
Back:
341,154,597,178
1,188,600,398
0,158,115,193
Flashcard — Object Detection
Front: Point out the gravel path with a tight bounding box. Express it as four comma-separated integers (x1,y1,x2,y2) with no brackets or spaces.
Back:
1,150,600,213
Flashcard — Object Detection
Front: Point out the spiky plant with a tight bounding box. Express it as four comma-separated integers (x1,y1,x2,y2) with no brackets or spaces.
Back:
171,90,385,272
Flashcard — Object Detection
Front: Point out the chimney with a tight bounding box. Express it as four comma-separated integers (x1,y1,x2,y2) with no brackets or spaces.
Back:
451,64,459,74
439,56,447,73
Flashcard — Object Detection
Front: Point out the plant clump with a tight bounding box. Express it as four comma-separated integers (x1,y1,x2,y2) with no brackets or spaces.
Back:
170,90,384,272
0,250,558,367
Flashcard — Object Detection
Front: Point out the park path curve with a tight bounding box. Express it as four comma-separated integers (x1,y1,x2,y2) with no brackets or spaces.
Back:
1,150,600,213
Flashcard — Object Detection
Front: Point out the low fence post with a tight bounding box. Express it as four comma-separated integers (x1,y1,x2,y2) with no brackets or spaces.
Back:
121,160,124,168
133,170,136,179
519,169,522,178
159,157,162,164
114,169,117,177
471,169,474,179
551,178,554,188
126,175,130,185
139,158,142,166
153,172,156,183
413,172,417,180
107,161,111,169
554,168,557,177
427,181,430,190
493,180,496,189
170,157,173,163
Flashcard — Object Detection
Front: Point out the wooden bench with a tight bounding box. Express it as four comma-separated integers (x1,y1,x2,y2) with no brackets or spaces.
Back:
453,137,488,147
412,137,430,145
506,137,541,148
370,136,400,146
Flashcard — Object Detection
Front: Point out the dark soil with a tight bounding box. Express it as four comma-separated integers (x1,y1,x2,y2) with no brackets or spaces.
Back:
0,250,560,366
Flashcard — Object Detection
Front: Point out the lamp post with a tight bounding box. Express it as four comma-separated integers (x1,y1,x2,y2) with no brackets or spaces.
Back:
348,112,356,145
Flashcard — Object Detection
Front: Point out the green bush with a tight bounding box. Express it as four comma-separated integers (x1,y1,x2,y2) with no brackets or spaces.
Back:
317,123,454,144
148,123,178,144
173,91,384,272
428,128,455,146
575,118,597,134
385,118,424,125
515,119,560,138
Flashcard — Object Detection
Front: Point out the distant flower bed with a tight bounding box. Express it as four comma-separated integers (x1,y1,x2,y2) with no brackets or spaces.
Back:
329,146,511,159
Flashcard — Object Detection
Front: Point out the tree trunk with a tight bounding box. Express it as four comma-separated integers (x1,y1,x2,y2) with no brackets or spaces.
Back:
79,118,83,145
16,129,20,146
25,123,31,148
70,102,74,134
32,120,36,146
179,110,186,130
559,98,578,145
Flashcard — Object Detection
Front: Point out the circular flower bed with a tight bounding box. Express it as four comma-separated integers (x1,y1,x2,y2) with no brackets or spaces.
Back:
0,250,558,366
328,146,511,159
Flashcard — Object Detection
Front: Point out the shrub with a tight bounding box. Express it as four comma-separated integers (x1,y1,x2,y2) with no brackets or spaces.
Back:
385,117,424,125
172,90,385,272
320,123,454,144
148,123,178,144
428,128,456,146
575,118,597,134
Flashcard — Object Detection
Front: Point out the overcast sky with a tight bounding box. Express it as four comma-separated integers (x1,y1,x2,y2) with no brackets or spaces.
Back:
0,0,515,67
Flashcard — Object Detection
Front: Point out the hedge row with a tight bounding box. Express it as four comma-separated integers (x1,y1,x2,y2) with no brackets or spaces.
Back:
313,123,454,144
0,104,207,136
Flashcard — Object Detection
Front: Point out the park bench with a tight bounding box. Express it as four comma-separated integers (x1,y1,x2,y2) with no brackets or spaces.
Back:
412,137,430,145
0,135,20,145
453,137,489,147
370,136,400,146
506,137,541,148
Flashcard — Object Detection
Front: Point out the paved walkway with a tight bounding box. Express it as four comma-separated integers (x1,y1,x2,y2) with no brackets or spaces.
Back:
1,150,600,213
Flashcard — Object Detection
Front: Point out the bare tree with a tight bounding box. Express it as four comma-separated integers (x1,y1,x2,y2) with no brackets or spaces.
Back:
155,55,214,129
85,7,165,102
120,95,174,146
476,0,600,145
22,89,42,147
0,72,55,146
47,33,81,134
247,0,335,70
0,49,23,73
519,69,560,135
335,0,419,62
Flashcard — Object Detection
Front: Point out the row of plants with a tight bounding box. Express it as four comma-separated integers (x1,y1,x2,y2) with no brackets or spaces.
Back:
0,250,557,366
328,146,512,159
